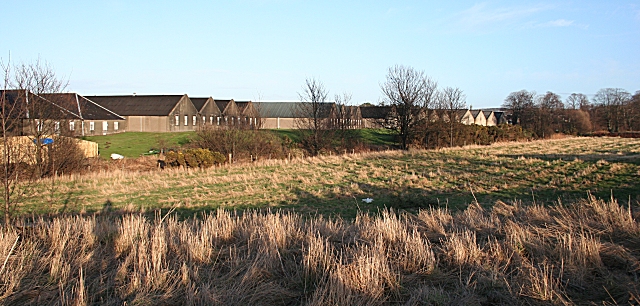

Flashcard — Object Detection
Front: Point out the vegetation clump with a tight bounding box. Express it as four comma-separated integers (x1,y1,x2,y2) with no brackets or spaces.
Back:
165,148,225,168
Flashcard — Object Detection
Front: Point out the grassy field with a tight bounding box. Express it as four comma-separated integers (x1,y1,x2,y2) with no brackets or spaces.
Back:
82,129,398,159
3,137,640,305
18,137,640,218
83,132,193,159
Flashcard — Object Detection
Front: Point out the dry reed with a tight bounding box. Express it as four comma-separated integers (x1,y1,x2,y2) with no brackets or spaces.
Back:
1,195,638,305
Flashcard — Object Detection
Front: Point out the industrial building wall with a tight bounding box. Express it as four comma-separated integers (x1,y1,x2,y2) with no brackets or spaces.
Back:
261,118,296,129
127,116,169,132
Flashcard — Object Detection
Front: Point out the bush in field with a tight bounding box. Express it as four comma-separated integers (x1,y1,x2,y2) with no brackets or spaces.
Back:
421,122,532,149
209,151,227,165
165,148,223,168
192,126,287,161
44,136,87,176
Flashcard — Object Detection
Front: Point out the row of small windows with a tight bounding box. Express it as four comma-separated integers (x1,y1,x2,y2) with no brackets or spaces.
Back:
35,120,118,132
174,115,258,126
76,121,118,131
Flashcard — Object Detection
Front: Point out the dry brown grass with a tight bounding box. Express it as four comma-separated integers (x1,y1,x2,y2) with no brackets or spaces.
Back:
1,195,638,305
12,136,639,217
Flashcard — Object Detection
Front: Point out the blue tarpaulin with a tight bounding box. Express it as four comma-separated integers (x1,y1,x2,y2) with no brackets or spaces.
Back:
33,138,54,145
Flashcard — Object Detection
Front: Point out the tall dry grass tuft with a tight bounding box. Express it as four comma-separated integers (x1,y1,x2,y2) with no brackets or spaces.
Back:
1,194,638,305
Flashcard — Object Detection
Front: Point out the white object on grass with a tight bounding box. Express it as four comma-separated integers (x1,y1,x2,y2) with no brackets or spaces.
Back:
362,198,374,203
110,153,124,160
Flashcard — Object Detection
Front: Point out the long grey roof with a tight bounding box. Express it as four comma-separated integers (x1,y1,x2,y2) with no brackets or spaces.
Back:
85,95,185,116
254,102,335,118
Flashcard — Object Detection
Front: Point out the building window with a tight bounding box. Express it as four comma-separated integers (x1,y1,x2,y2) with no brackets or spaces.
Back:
184,115,188,126
54,121,60,132
69,121,75,131
193,115,196,126
114,122,119,131
89,121,95,131
210,116,214,124
202,116,206,125
217,117,221,125
103,121,108,131
175,115,179,126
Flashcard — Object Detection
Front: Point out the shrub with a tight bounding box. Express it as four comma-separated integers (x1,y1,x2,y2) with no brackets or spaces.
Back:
44,136,87,176
192,126,287,161
165,148,223,168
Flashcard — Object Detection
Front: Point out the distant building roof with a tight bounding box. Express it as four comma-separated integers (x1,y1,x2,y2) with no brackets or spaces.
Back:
41,93,124,121
1,90,123,121
360,106,393,119
455,109,471,116
254,102,335,118
235,101,251,112
254,102,298,118
215,99,233,112
190,97,209,112
85,95,186,116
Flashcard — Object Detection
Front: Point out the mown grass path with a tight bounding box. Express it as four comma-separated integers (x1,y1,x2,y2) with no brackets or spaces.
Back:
22,137,640,218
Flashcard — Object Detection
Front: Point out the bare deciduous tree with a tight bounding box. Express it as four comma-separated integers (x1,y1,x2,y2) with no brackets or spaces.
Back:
381,65,437,149
296,78,331,155
502,90,535,126
334,92,353,132
566,93,590,110
438,87,467,147
1,58,69,225
593,88,630,132
534,91,564,137
628,91,640,131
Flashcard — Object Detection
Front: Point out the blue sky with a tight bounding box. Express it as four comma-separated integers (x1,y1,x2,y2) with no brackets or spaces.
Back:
1,1,639,108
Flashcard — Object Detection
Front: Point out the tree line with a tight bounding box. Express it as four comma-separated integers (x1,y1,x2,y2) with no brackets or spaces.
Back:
379,65,531,150
503,88,640,137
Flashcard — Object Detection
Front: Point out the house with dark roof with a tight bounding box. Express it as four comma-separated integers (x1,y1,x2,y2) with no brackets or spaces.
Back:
85,95,198,132
453,109,474,125
483,111,497,126
493,111,508,125
214,99,241,126
235,101,260,128
1,90,126,136
191,97,222,126
41,93,126,136
471,110,487,126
